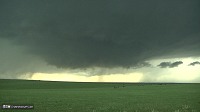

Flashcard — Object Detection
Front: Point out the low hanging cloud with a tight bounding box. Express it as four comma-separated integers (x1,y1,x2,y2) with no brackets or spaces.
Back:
188,61,200,66
157,62,171,68
0,38,65,79
0,0,200,76
157,61,183,68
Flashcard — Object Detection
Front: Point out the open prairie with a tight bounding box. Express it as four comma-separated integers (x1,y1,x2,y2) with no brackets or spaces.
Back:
0,79,200,112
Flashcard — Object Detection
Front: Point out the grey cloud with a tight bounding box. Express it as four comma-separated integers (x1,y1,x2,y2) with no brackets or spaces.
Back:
0,0,200,70
169,61,183,68
0,38,64,79
157,61,183,68
188,61,200,66
157,62,171,68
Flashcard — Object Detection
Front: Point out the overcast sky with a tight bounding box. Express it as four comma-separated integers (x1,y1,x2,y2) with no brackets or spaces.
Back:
0,0,200,82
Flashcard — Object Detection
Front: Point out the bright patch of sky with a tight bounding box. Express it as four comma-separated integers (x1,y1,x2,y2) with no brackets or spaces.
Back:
26,57,200,83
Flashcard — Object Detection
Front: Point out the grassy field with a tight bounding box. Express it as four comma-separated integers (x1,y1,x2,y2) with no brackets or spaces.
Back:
0,79,200,112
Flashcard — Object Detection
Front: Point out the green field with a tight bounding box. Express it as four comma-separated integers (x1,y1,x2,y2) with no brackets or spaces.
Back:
0,79,200,112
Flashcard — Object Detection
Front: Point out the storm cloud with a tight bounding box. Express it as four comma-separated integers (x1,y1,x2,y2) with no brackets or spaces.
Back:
157,61,183,68
0,0,200,70
188,61,200,66
0,38,65,79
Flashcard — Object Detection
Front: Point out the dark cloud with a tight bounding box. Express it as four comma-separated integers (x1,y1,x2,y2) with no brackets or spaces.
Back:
0,38,64,79
157,62,171,68
157,61,183,68
0,0,200,69
169,61,183,68
188,61,200,66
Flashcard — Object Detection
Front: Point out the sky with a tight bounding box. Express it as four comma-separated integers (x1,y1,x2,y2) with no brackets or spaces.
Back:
0,0,200,82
